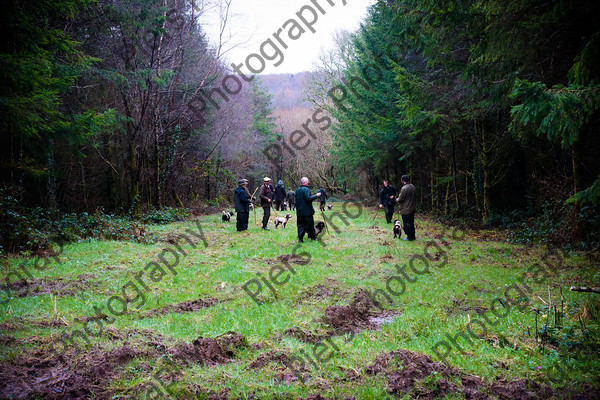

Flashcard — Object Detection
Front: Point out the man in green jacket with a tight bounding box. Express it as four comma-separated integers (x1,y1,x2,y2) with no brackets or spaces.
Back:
295,177,321,243
396,175,417,240
234,178,251,231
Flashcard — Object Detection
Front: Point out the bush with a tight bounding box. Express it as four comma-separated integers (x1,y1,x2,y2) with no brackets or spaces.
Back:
141,207,190,224
0,189,191,254
0,190,52,253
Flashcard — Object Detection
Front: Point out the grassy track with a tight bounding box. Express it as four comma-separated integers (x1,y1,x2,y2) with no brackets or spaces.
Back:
1,205,599,399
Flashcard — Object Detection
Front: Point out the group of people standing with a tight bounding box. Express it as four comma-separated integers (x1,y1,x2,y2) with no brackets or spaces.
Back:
233,176,324,242
378,175,417,241
234,174,417,242
260,179,299,214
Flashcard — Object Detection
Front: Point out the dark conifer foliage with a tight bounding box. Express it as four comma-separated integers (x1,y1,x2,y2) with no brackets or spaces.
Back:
312,0,600,243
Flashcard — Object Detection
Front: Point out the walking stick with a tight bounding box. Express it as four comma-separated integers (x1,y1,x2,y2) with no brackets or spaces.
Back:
372,206,383,223
320,209,330,235
250,186,259,225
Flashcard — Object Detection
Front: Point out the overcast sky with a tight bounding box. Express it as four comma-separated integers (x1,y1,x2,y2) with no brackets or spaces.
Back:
200,0,376,74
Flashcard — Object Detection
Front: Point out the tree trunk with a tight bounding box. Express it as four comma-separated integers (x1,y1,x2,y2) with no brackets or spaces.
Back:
80,161,88,210
444,165,451,214
205,161,211,201
451,132,460,209
481,124,491,222
154,123,161,207
430,142,436,210
46,139,57,210
465,174,469,208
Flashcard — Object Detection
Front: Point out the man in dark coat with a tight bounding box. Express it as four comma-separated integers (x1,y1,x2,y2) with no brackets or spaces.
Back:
234,178,251,231
317,186,327,211
274,180,286,211
259,177,274,230
396,175,417,240
295,177,321,242
286,188,296,211
379,180,397,224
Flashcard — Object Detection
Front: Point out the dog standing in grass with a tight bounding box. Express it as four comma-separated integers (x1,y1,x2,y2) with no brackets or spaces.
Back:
274,213,292,228
222,211,233,222
393,219,402,238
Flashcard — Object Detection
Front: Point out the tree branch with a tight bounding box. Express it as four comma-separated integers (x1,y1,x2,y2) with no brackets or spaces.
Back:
570,286,600,294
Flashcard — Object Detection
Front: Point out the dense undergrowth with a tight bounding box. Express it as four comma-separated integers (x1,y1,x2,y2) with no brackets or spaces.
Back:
3,185,600,258
0,189,190,254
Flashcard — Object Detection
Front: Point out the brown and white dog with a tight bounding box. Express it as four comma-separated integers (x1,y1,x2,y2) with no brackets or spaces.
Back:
314,221,326,237
393,219,402,238
327,204,333,210
274,213,292,228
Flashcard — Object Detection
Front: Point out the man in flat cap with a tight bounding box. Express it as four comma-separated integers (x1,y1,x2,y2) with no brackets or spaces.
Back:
259,177,274,230
234,178,251,231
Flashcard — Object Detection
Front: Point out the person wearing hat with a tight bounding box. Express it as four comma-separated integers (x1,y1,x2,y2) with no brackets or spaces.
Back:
234,178,251,231
274,180,286,211
259,177,274,230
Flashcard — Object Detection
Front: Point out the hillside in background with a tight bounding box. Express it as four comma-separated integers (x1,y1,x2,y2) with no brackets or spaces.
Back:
260,72,313,110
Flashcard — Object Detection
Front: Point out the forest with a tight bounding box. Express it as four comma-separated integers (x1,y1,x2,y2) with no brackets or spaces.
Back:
1,0,600,253
2,1,600,399
304,0,600,245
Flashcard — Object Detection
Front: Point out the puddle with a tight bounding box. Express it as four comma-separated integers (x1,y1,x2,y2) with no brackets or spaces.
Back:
368,312,400,328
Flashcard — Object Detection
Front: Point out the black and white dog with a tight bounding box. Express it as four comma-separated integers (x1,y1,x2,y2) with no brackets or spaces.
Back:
314,221,326,237
393,219,402,238
222,211,234,222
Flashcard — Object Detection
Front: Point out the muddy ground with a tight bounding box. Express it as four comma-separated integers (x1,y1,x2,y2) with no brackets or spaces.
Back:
140,297,218,318
1,274,96,298
1,290,596,399
0,332,246,400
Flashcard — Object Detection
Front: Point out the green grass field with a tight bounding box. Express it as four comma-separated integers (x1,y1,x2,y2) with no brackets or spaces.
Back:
1,205,599,399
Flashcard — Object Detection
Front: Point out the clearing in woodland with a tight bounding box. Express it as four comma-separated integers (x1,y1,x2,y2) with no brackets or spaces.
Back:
1,205,599,399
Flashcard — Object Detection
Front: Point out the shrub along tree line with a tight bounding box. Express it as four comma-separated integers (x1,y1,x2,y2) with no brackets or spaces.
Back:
0,0,278,251
308,0,600,244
